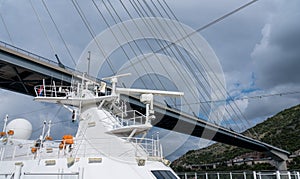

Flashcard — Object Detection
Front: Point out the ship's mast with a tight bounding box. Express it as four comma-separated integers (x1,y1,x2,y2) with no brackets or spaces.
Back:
102,73,184,122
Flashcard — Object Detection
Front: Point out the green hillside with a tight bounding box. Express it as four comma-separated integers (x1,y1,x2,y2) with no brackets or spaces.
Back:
171,104,300,171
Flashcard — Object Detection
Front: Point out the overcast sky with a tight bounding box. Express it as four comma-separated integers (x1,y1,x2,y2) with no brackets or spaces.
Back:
0,0,300,161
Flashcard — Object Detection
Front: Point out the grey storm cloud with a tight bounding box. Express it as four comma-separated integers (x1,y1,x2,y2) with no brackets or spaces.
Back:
211,0,300,124
252,0,300,89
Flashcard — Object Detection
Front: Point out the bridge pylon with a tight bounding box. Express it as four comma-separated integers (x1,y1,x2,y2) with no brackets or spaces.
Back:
269,149,289,170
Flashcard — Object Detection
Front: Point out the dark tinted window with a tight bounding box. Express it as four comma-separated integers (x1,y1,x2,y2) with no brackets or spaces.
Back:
151,170,177,179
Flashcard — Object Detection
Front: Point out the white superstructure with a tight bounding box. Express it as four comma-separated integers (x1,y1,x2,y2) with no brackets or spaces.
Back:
0,74,181,179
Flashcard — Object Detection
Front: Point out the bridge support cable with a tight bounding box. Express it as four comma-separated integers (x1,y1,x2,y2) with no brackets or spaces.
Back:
129,0,213,118
0,8,14,45
115,1,287,165
29,0,56,60
41,0,76,66
132,0,242,133
98,0,183,98
141,0,231,126
120,0,207,116
129,0,213,121
93,0,149,88
92,0,262,138
148,0,261,136
162,0,261,136
119,0,182,95
92,0,207,121
112,0,208,117
151,0,253,134
93,0,161,89
106,0,182,100
73,0,237,131
67,0,219,146
153,0,235,129
130,1,220,121
70,0,117,74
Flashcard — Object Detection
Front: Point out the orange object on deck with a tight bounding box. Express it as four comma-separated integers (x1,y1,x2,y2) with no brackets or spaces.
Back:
45,136,53,141
59,143,64,150
7,130,14,135
64,139,74,144
0,131,6,137
62,135,73,140
31,147,37,153
62,135,74,144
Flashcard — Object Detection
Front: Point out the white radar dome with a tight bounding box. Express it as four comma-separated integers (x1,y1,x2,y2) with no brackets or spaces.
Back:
6,118,32,140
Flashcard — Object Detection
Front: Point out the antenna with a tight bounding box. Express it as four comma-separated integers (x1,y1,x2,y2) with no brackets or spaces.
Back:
1,115,8,137
117,88,183,123
46,120,52,138
102,73,131,95
2,114,8,132
74,73,99,85
40,120,47,141
102,73,183,121
102,73,183,122
116,88,184,96
44,120,53,141
87,51,91,75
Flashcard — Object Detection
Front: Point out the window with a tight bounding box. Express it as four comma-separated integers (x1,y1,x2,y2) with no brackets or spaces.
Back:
151,170,177,179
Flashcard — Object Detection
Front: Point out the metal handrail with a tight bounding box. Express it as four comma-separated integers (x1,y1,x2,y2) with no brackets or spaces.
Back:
0,137,162,161
177,171,300,179
0,40,76,72
114,110,147,129
34,84,74,97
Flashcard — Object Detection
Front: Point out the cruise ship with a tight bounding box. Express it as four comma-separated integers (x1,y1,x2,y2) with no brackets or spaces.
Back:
0,73,182,178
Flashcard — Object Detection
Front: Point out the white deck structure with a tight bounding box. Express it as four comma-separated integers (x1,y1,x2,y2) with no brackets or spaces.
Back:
0,74,181,179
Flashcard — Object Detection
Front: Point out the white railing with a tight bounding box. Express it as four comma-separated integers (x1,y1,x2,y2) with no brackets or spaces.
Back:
0,140,66,161
177,171,300,179
114,110,147,129
0,142,36,160
34,82,109,98
120,137,162,159
73,137,162,159
0,137,162,161
34,84,74,98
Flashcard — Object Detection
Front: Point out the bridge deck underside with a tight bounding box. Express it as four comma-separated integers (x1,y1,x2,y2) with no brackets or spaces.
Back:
0,46,72,95
0,60,55,95
127,97,270,153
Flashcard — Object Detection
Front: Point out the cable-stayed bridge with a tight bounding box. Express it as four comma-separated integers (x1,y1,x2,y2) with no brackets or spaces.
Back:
0,40,290,170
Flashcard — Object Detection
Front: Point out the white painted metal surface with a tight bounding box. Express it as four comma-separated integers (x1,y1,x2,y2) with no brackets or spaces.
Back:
0,75,180,179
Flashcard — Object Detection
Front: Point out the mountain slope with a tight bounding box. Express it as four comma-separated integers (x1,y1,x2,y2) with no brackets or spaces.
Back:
171,104,300,171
